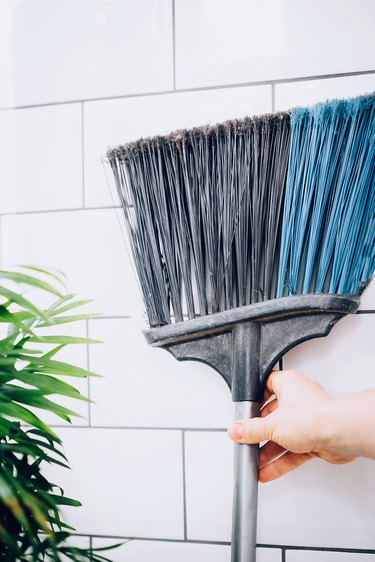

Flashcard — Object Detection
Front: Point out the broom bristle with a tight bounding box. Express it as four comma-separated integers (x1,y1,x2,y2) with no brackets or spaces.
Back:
108,113,290,326
108,94,375,328
277,94,375,297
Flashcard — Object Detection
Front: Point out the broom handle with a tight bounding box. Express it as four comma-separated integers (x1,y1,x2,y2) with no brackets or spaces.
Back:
231,401,261,562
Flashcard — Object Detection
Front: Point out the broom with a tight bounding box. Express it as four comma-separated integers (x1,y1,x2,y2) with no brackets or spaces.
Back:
107,94,375,562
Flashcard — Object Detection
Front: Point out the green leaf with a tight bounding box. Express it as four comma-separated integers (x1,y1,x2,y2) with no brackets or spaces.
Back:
0,305,34,334
0,401,60,440
0,389,79,421
19,355,101,378
28,335,102,345
12,372,89,401
47,494,82,507
41,344,65,360
38,313,101,327
49,299,94,317
19,265,68,289
47,293,78,314
0,357,18,365
27,427,62,445
3,348,43,356
0,287,50,322
0,472,31,532
0,270,63,297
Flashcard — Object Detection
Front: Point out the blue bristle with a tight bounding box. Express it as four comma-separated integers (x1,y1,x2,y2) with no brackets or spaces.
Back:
277,93,375,298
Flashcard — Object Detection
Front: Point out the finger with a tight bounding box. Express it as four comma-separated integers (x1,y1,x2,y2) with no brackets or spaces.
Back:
259,451,313,483
228,416,273,444
265,370,285,396
262,388,274,403
259,441,286,468
260,398,278,418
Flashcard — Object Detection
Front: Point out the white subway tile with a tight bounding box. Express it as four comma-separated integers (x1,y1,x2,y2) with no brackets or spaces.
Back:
43,428,184,538
175,0,375,89
0,0,173,108
258,457,375,549
185,432,233,541
1,209,143,316
360,277,375,310
92,538,231,562
92,541,282,562
0,105,82,213
283,314,375,397
286,550,375,561
184,431,375,549
275,74,375,111
0,4,16,107
83,85,272,207
257,549,282,562
88,318,233,428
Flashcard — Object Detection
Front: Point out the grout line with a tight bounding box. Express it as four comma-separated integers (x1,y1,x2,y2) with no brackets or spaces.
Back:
86,319,92,426
0,205,122,217
356,309,375,314
48,425,228,431
281,547,286,562
271,84,275,113
280,545,375,554
42,533,375,554
89,536,93,561
0,69,374,112
81,102,85,208
172,0,176,90
91,315,132,320
73,533,231,546
181,430,188,540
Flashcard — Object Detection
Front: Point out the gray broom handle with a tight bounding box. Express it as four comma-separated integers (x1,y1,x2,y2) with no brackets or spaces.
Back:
231,401,261,562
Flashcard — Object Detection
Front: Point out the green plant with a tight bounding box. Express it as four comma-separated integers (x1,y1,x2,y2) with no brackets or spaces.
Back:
0,268,117,561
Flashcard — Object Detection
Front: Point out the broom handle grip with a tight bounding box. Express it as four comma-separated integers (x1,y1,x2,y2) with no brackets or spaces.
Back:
231,401,261,562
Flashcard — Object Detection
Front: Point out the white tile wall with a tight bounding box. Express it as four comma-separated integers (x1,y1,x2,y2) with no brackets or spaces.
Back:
287,551,375,562
257,550,283,562
284,314,375,398
258,457,375,549
275,74,375,111
88,317,232,428
175,0,375,89
0,104,83,213
83,85,272,207
2,1,375,560
0,0,173,108
183,431,375,549
1,209,142,316
43,428,184,538
184,432,233,542
93,538,231,562
360,277,375,310
0,4,16,109
92,539,282,562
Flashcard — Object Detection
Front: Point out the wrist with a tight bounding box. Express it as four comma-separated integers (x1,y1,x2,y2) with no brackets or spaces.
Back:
318,391,375,459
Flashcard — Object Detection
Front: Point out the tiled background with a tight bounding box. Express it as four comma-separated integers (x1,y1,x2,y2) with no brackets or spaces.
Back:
0,1,374,561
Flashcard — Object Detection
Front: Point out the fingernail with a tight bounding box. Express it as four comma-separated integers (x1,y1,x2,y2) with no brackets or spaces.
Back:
229,422,243,439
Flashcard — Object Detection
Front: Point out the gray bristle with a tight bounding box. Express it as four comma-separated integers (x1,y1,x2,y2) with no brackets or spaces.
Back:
108,111,291,327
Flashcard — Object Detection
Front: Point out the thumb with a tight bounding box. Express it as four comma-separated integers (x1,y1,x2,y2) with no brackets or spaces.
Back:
227,417,272,444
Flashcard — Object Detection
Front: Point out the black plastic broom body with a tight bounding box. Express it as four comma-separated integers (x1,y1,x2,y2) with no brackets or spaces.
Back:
108,94,375,562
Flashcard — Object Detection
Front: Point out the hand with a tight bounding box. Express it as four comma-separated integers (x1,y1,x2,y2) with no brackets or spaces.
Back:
227,369,356,482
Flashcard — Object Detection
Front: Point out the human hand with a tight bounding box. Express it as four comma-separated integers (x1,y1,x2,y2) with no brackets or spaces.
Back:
227,369,357,482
